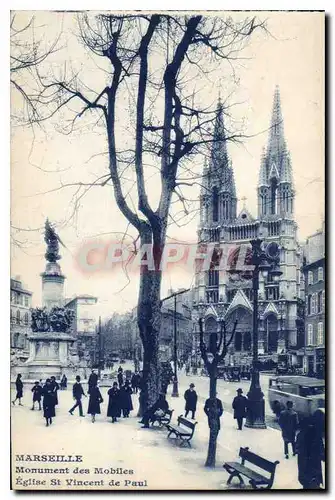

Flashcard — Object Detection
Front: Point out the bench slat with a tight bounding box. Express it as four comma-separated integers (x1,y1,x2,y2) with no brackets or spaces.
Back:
239,447,277,473
224,462,270,484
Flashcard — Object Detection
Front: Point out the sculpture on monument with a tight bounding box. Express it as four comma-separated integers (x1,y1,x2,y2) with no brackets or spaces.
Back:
31,306,75,333
44,218,62,262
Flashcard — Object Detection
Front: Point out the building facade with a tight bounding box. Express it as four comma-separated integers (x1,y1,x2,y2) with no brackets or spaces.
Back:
302,224,325,378
193,87,303,367
160,289,193,362
65,295,98,365
10,277,33,362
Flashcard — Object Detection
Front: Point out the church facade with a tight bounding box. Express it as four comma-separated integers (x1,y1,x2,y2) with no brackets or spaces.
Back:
192,87,304,367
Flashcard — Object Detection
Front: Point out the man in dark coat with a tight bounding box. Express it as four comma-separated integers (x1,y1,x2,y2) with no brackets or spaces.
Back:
184,383,198,419
69,375,86,417
131,372,140,394
278,400,299,458
232,388,248,430
204,395,223,431
140,393,169,428
296,416,325,489
117,370,124,388
31,381,43,410
120,380,133,417
88,370,98,394
107,382,121,422
42,379,56,427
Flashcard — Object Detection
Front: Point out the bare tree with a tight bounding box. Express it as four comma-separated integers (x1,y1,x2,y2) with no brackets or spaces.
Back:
18,13,265,410
199,316,237,467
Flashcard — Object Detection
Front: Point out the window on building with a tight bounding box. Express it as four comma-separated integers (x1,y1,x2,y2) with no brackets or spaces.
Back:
307,295,312,315
24,296,29,307
317,291,323,313
16,310,21,325
318,267,324,282
207,270,219,287
317,323,324,346
311,294,316,315
322,290,325,312
24,312,29,325
307,324,313,346
212,187,219,223
308,271,313,285
10,309,15,324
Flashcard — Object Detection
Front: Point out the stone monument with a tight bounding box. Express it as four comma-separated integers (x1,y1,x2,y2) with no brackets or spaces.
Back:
25,220,79,380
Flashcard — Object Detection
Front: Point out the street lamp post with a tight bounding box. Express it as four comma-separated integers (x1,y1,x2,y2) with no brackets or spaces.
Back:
229,239,282,429
161,288,190,398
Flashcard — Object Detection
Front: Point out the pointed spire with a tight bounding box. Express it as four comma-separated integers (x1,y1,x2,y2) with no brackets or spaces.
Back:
211,99,229,170
267,85,287,167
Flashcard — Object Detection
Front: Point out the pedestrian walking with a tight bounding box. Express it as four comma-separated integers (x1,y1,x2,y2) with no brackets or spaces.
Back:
31,381,43,410
107,382,121,422
278,400,299,458
120,380,133,417
69,375,86,417
42,379,56,427
60,374,68,390
131,372,140,394
204,395,224,435
140,393,169,428
12,374,23,406
296,416,325,489
88,369,98,394
232,388,248,430
117,370,124,388
184,383,198,419
87,383,103,423
50,376,60,406
185,364,190,376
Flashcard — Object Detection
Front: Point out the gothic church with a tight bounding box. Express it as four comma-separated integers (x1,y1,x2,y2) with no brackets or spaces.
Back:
193,87,304,366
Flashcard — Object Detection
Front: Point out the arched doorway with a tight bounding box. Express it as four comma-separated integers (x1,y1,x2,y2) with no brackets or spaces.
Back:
266,314,278,353
227,307,252,353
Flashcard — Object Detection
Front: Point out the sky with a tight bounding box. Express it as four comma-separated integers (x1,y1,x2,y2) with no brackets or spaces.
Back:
11,11,325,318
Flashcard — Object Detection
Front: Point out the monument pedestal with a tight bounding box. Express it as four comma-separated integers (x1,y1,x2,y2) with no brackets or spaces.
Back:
26,332,77,380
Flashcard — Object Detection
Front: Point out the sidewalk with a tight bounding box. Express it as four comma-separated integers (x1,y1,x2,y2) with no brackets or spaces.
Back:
11,378,309,490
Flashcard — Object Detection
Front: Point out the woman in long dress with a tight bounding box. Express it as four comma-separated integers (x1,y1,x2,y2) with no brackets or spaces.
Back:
87,384,103,423
12,374,23,406
42,379,56,427
107,382,121,423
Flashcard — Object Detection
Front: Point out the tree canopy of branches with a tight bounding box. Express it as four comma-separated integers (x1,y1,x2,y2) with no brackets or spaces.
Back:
19,12,265,408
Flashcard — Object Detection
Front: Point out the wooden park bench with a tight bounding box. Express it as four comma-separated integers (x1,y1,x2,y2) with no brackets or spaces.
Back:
151,409,174,428
223,447,279,490
165,415,197,447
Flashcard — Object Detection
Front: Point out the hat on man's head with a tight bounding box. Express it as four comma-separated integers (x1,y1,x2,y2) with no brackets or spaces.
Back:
190,383,195,388
237,388,243,394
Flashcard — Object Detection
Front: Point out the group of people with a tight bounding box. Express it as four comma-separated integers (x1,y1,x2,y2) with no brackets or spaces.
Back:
12,374,60,427
69,368,136,423
12,371,325,489
277,400,325,489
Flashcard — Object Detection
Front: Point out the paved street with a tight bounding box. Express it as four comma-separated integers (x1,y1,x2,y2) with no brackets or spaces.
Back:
11,373,311,490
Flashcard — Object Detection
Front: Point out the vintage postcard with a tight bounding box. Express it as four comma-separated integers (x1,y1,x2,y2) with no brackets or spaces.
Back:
10,10,325,491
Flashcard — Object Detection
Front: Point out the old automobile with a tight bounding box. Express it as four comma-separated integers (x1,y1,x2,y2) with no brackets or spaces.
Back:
268,375,325,419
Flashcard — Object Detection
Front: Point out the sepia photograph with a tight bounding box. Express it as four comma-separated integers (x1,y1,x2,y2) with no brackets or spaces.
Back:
10,9,325,491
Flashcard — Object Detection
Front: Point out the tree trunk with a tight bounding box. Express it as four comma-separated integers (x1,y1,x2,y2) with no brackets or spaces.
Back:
137,224,162,416
205,363,219,468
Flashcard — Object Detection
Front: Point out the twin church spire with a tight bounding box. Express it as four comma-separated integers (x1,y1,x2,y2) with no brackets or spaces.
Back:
200,86,295,228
